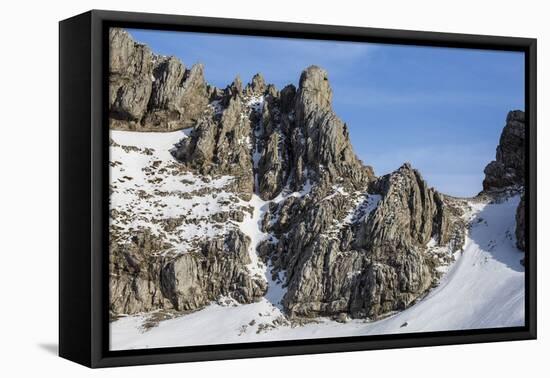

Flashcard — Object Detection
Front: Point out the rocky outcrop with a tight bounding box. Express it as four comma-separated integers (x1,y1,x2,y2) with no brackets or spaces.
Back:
359,164,462,250
142,59,209,130
483,110,526,190
482,110,526,258
172,94,255,198
279,66,372,195
109,28,209,131
245,73,267,96
255,66,373,200
109,30,468,321
262,163,464,319
109,28,154,126
110,229,266,315
171,65,373,201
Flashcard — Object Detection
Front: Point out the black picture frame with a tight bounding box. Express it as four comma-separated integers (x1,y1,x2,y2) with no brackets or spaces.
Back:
59,9,537,368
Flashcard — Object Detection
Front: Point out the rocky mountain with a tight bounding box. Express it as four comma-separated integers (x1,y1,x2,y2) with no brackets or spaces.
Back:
482,110,526,255
108,28,523,324
483,110,526,191
109,28,210,131
256,158,465,319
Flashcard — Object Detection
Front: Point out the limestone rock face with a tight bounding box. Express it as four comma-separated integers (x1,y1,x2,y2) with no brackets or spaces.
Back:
246,65,373,202
296,65,333,116
109,28,154,124
245,73,267,96
264,163,465,319
144,61,209,130
172,65,373,202
109,32,468,321
359,164,457,249
109,229,171,314
109,28,209,131
291,66,372,191
173,95,255,199
110,229,266,315
483,110,526,190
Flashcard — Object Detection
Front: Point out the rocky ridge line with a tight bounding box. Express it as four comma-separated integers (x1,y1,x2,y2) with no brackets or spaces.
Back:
109,28,478,321
109,28,210,131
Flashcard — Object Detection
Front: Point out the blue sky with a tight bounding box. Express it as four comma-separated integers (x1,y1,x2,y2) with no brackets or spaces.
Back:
127,28,525,197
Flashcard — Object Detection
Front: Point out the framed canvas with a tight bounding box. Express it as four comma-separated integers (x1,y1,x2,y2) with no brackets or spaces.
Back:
59,10,537,368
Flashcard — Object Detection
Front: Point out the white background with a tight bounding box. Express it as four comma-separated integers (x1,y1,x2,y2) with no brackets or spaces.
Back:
0,0,547,376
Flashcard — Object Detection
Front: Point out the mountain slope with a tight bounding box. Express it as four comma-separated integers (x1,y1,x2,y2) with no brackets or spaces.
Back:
109,128,267,315
110,193,524,349
108,28,525,348
482,109,526,256
109,32,465,319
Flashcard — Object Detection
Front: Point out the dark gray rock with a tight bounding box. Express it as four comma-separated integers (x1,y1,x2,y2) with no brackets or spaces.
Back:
279,84,296,113
483,110,525,191
481,110,526,259
516,194,525,251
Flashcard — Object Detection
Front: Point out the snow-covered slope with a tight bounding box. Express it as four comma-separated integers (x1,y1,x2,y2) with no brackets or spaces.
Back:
110,192,525,350
109,130,247,255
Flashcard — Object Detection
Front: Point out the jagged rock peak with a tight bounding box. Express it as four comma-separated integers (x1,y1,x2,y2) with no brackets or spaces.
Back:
389,162,415,177
266,158,465,319
108,32,473,323
109,29,154,124
366,162,455,248
230,75,243,93
109,28,153,79
221,75,244,105
245,73,267,96
109,28,209,131
184,63,206,87
482,110,525,191
287,65,373,191
297,65,333,114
